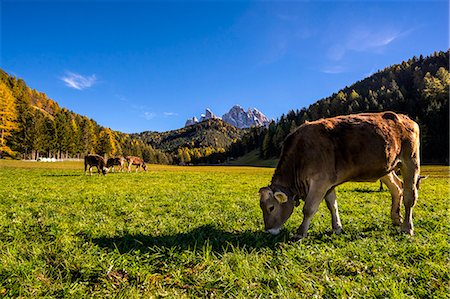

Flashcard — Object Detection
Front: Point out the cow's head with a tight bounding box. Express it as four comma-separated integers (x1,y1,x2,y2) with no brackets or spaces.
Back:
259,186,296,235
102,166,109,175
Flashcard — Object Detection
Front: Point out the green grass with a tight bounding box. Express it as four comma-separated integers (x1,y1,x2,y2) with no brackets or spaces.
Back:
0,161,448,298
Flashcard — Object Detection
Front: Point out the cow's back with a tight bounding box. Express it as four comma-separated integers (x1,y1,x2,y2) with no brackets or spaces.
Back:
285,112,419,184
85,154,104,167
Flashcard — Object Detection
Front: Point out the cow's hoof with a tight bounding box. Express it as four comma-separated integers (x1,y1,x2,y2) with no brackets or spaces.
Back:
392,220,402,226
333,226,343,235
400,223,414,235
291,234,305,242
392,217,402,226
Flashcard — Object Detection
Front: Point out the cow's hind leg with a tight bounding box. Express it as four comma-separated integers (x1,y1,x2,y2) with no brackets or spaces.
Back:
399,160,420,235
381,171,403,226
324,188,342,234
293,183,329,241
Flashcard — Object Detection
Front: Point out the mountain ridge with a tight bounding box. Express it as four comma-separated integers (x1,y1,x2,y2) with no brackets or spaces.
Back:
185,105,270,129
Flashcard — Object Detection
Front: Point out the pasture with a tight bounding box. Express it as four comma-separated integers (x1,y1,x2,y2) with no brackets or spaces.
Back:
0,160,448,298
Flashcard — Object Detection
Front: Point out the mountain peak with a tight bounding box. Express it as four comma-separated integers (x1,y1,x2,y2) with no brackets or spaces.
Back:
185,105,269,129
222,106,269,129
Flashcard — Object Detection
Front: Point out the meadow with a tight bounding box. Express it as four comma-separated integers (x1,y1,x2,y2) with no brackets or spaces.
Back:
0,160,448,298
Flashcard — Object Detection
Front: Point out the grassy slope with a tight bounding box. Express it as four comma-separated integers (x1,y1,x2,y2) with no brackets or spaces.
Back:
0,161,448,298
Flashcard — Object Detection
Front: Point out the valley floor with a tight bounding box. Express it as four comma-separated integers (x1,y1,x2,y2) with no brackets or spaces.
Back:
0,160,448,298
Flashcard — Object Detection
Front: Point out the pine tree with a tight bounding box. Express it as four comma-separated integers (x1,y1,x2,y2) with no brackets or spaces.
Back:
54,111,70,159
97,128,117,157
274,125,285,154
261,131,271,159
81,118,97,154
289,120,297,133
0,82,18,155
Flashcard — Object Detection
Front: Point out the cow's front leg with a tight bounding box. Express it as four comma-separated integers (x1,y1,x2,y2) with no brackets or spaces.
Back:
293,184,328,241
381,172,403,226
324,188,342,234
400,160,420,235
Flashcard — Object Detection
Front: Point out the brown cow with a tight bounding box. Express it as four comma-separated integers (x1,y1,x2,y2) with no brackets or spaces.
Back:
106,156,126,172
259,111,421,240
126,156,147,172
84,154,108,175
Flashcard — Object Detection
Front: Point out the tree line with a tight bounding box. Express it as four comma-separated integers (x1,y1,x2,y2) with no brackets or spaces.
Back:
227,51,450,164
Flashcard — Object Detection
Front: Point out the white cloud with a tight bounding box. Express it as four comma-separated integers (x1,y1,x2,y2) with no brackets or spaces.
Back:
61,71,97,90
328,27,413,62
164,112,178,117
143,112,156,120
321,65,346,74
347,28,403,52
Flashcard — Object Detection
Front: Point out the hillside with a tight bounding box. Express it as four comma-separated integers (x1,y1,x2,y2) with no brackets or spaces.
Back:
0,68,242,165
134,118,244,152
227,50,449,164
0,69,171,164
132,118,245,164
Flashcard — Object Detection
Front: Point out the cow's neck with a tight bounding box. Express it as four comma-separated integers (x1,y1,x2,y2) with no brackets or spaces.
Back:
271,155,308,199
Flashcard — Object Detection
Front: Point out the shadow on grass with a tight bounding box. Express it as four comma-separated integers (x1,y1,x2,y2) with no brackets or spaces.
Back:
90,224,289,254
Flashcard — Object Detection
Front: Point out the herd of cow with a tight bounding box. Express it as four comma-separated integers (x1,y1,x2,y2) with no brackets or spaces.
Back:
84,155,147,175
85,111,425,239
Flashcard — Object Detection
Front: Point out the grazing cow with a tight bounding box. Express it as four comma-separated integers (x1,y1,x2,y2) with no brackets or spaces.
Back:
84,154,108,175
106,156,126,172
259,111,421,240
126,156,147,172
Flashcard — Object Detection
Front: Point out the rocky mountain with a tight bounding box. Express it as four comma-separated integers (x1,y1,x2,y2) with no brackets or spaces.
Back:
185,105,270,129
222,105,270,129
185,116,199,127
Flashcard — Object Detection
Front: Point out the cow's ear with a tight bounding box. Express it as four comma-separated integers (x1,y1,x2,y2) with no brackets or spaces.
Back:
259,187,273,197
274,191,288,204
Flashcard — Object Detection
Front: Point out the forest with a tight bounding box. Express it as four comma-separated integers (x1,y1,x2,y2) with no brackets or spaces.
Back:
227,50,449,164
1,51,448,164
0,69,171,164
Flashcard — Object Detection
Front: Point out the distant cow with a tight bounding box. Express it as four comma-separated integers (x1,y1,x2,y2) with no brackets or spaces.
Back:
259,112,421,240
84,154,108,175
106,156,126,172
126,156,147,172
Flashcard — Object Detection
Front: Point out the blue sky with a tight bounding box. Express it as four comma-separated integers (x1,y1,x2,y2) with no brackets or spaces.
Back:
1,1,448,133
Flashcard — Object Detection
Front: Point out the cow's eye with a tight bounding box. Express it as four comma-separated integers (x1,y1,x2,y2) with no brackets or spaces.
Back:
268,205,275,212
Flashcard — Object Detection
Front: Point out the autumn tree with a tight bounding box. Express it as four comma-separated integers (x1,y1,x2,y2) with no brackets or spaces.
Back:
0,82,18,156
97,128,117,157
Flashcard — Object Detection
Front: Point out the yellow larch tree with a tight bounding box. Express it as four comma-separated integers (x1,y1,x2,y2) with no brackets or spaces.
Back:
0,82,18,155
